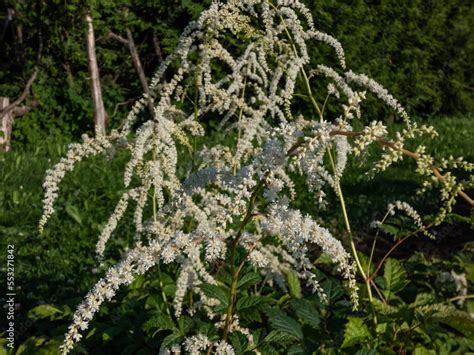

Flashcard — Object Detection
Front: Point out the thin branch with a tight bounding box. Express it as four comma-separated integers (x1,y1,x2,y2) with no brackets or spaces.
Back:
100,31,128,45
111,98,135,118
0,67,38,121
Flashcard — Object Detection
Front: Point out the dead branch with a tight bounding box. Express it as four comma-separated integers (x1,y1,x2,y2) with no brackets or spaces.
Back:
0,67,38,122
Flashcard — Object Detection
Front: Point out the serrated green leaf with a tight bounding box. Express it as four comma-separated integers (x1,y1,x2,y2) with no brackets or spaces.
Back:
341,317,371,348
411,293,436,307
236,295,269,312
144,312,176,335
383,258,408,299
432,307,474,339
287,344,305,354
178,316,193,335
286,271,302,299
237,272,262,289
267,310,303,340
230,332,246,354
161,332,183,349
264,330,299,343
321,278,344,303
200,283,228,306
290,299,320,329
378,223,400,236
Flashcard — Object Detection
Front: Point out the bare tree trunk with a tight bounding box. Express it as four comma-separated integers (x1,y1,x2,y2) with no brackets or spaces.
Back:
85,12,107,136
0,97,13,152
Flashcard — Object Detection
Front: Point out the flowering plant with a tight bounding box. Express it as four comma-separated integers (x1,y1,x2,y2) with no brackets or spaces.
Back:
39,0,473,353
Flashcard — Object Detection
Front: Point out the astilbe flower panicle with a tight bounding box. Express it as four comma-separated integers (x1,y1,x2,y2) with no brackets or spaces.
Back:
38,0,472,353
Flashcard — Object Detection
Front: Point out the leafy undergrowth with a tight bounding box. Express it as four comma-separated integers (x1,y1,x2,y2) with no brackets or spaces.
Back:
0,116,473,354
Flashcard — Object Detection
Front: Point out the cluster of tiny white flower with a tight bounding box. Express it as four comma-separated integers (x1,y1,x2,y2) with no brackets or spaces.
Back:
386,200,434,239
38,0,472,353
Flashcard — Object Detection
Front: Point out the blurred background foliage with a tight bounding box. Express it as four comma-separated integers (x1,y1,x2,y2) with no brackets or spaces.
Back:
0,0,472,146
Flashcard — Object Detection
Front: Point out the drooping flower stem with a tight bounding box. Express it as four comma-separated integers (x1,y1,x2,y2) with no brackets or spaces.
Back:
326,148,376,319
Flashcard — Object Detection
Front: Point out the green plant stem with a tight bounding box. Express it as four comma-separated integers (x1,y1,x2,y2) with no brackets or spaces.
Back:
233,77,247,175
448,295,474,303
367,211,390,276
222,180,265,341
326,149,376,314
371,224,432,279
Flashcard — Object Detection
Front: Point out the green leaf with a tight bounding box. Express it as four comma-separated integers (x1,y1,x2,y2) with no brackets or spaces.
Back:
236,295,269,312
27,304,62,321
267,310,304,341
321,278,344,303
383,258,408,299
314,253,333,265
264,330,299,343
103,327,121,342
432,307,474,339
341,317,371,348
178,316,193,335
378,223,400,237
355,350,378,355
375,323,387,335
356,252,375,276
161,332,183,349
65,204,82,225
230,332,246,354
290,299,320,330
287,344,305,354
162,284,176,298
413,347,437,355
237,272,262,289
144,312,176,335
286,271,302,299
411,293,436,307
200,283,228,306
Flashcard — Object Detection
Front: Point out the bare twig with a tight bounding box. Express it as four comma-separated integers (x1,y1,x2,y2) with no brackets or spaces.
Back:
0,67,38,122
